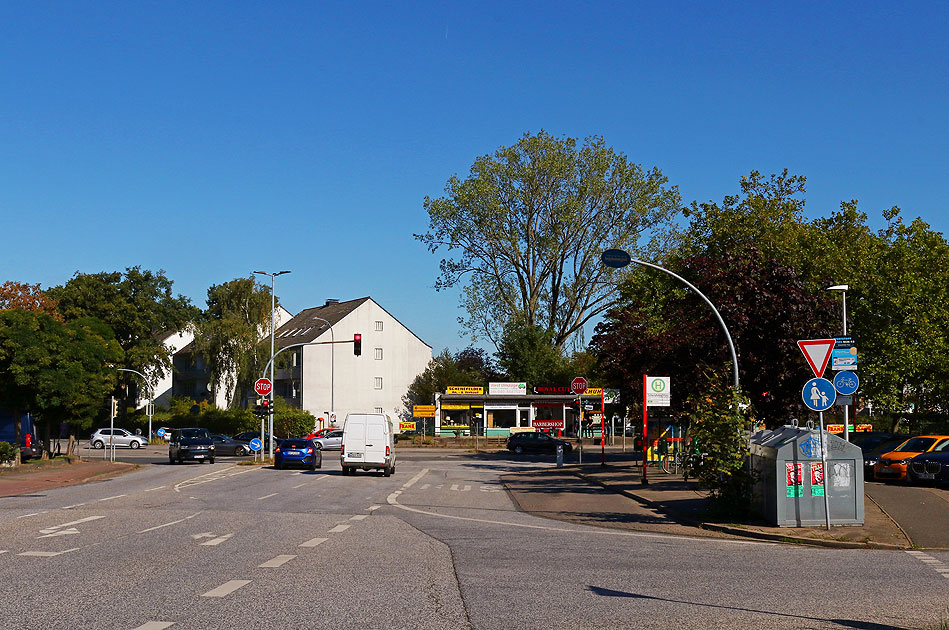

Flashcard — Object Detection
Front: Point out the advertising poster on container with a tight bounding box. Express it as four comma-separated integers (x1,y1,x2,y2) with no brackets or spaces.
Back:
810,462,825,496
786,462,804,497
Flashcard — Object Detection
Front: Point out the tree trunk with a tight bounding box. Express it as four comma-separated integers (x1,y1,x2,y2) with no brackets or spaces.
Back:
13,409,21,466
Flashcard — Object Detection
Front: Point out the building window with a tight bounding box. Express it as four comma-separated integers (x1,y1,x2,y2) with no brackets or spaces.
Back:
374,377,383,390
374,320,383,331
374,347,383,360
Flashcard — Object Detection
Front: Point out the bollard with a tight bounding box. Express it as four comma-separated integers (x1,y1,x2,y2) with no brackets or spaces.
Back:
556,444,564,468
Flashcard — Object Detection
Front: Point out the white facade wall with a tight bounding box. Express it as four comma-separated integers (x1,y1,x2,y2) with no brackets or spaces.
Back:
300,300,431,426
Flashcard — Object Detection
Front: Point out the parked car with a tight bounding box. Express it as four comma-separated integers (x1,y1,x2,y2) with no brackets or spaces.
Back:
90,428,147,450
169,427,215,464
304,427,340,440
507,431,574,455
874,435,949,481
210,434,251,456
340,413,396,476
852,432,906,476
313,430,344,451
907,440,949,485
1,412,42,460
274,438,321,470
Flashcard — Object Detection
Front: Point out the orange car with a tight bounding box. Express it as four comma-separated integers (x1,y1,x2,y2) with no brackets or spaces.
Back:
873,435,949,481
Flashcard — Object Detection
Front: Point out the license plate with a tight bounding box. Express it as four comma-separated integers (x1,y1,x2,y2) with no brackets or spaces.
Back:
194,454,204,459
349,452,363,458
919,472,935,480
286,450,300,455
880,466,892,472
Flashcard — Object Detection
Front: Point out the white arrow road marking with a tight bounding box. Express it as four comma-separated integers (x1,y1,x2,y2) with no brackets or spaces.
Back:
191,532,215,539
200,533,234,546
38,515,105,537
259,554,296,568
202,580,251,598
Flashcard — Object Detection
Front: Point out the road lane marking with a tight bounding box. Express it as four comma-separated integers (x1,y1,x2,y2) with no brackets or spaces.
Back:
17,511,48,519
905,550,949,579
174,466,248,492
0,550,7,555
257,493,278,500
19,548,79,557
145,486,166,492
259,554,296,568
328,524,350,533
388,468,767,546
98,494,128,502
137,512,202,534
299,537,328,547
192,532,215,539
131,622,175,630
293,475,330,489
200,533,234,546
62,503,86,509
201,580,251,597
39,515,105,535
367,505,381,511
349,515,367,521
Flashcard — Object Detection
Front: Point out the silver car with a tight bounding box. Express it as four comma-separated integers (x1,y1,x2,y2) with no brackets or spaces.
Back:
90,428,147,449
313,430,344,451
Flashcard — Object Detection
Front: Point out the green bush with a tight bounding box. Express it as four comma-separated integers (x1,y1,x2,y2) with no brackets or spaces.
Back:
0,440,17,463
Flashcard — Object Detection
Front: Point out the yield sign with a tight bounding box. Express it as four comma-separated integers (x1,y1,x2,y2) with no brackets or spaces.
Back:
797,339,836,378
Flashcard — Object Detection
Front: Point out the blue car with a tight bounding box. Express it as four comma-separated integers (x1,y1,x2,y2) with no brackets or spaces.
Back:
274,439,322,470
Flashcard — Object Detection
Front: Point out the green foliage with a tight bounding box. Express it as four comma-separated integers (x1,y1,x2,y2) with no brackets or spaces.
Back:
147,403,257,436
271,397,316,438
495,320,570,386
401,348,500,420
417,130,681,350
192,277,274,408
685,376,751,509
0,441,16,463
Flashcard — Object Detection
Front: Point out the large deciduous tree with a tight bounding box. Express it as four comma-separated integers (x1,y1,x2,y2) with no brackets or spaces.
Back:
0,281,60,318
402,348,500,420
417,130,681,351
192,277,274,408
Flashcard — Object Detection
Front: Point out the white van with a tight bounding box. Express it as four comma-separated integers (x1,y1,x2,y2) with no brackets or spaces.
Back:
340,413,396,476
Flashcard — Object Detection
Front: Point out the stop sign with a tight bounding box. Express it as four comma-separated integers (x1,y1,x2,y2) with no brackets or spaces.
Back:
254,378,273,396
571,376,588,396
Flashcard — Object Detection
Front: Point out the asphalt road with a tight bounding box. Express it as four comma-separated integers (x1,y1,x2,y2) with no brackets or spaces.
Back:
1,451,946,630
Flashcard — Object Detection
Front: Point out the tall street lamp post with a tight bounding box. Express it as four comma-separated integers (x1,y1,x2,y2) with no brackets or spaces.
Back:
827,284,849,441
115,367,154,443
309,315,335,425
254,270,291,460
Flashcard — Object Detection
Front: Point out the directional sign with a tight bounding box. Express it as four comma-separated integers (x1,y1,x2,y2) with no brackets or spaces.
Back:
802,377,836,412
833,370,859,396
797,339,836,378
249,438,263,452
571,377,589,396
254,378,273,397
157,428,166,438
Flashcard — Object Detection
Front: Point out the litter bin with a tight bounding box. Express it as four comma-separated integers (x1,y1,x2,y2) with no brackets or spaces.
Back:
749,420,864,527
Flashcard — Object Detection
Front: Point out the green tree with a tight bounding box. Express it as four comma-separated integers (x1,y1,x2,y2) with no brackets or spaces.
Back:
401,348,499,420
495,320,571,386
193,277,275,408
417,130,681,350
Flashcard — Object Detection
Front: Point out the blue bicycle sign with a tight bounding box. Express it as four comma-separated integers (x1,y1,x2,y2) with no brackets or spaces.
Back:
833,371,859,396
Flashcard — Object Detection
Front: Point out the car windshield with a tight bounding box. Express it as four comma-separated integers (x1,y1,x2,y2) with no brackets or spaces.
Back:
932,439,949,453
895,437,937,452
180,429,210,440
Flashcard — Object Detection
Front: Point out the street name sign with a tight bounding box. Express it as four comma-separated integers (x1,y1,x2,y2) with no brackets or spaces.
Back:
797,339,836,378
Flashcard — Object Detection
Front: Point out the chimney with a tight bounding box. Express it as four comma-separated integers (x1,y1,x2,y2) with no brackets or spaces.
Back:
324,298,340,306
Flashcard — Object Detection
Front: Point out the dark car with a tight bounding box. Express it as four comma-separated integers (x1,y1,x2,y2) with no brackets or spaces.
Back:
507,431,573,455
907,440,949,485
274,438,321,470
169,427,215,464
210,434,251,456
852,432,906,477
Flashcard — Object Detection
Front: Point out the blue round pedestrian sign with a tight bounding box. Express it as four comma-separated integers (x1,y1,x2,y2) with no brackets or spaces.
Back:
833,370,859,396
249,438,263,452
802,378,836,412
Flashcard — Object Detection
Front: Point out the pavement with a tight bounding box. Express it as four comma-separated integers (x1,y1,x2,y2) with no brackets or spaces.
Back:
2,448,946,550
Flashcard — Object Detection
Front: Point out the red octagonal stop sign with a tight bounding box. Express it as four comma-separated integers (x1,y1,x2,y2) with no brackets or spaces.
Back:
254,378,273,396
571,376,588,396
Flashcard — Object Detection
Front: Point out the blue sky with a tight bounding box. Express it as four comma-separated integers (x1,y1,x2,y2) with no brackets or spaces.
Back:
2,2,946,355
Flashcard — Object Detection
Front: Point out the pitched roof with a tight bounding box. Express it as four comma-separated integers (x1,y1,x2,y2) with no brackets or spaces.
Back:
273,297,370,348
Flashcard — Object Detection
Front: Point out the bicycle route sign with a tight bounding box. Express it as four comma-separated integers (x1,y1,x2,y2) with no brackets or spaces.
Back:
833,370,859,396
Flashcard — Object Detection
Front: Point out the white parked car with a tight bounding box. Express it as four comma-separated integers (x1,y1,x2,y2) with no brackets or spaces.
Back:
90,428,147,449
312,430,344,451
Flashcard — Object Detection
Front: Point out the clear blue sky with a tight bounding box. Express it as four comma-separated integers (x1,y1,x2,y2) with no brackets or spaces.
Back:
2,2,946,355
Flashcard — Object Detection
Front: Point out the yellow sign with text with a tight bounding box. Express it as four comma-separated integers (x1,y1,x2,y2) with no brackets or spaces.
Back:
442,403,470,410
413,405,436,417
446,386,484,395
399,422,417,432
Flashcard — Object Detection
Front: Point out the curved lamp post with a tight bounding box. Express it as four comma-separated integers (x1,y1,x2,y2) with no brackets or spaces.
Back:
253,269,291,459
309,315,335,425
116,367,154,442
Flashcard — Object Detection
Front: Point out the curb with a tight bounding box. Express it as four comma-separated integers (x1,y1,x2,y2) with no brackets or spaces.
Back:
572,470,908,550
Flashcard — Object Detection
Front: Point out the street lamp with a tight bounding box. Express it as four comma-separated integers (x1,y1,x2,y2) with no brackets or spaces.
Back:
309,315,335,425
116,368,154,442
253,269,291,460
827,284,850,440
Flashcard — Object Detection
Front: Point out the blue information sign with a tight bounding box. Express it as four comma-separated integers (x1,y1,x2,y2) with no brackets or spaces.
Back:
833,371,859,396
249,438,263,452
802,378,836,412
157,428,166,438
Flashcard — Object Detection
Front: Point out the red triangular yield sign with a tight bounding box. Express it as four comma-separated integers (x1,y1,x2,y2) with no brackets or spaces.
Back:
797,339,836,378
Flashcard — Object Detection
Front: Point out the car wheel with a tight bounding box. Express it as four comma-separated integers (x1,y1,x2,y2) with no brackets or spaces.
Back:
235,445,246,456
314,443,323,450
383,465,391,477
93,440,104,449
514,445,524,454
130,441,141,449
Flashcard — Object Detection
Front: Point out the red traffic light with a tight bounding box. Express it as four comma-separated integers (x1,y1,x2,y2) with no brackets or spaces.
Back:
353,333,362,356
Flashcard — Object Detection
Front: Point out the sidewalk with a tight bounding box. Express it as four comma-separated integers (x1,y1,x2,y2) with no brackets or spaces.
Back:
0,457,136,497
503,462,915,549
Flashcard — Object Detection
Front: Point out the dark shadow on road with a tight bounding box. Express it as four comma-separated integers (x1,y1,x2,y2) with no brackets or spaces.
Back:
587,586,912,629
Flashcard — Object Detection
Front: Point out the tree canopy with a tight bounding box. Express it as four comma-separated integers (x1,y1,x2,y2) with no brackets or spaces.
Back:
417,130,682,351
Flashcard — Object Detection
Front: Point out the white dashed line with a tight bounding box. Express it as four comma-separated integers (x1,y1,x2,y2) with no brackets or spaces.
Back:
0,550,8,555
145,486,166,492
18,548,79,557
200,533,234,546
131,622,175,630
299,537,328,548
137,512,202,534
257,493,278,500
17,511,48,519
905,550,949,579
328,524,350,533
367,505,381,511
201,580,251,597
62,503,86,509
350,515,367,521
98,494,128,502
259,554,296,568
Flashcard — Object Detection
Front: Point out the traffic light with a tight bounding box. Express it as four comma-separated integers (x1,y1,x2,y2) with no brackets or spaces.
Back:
261,398,272,416
353,333,362,356
254,402,263,418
